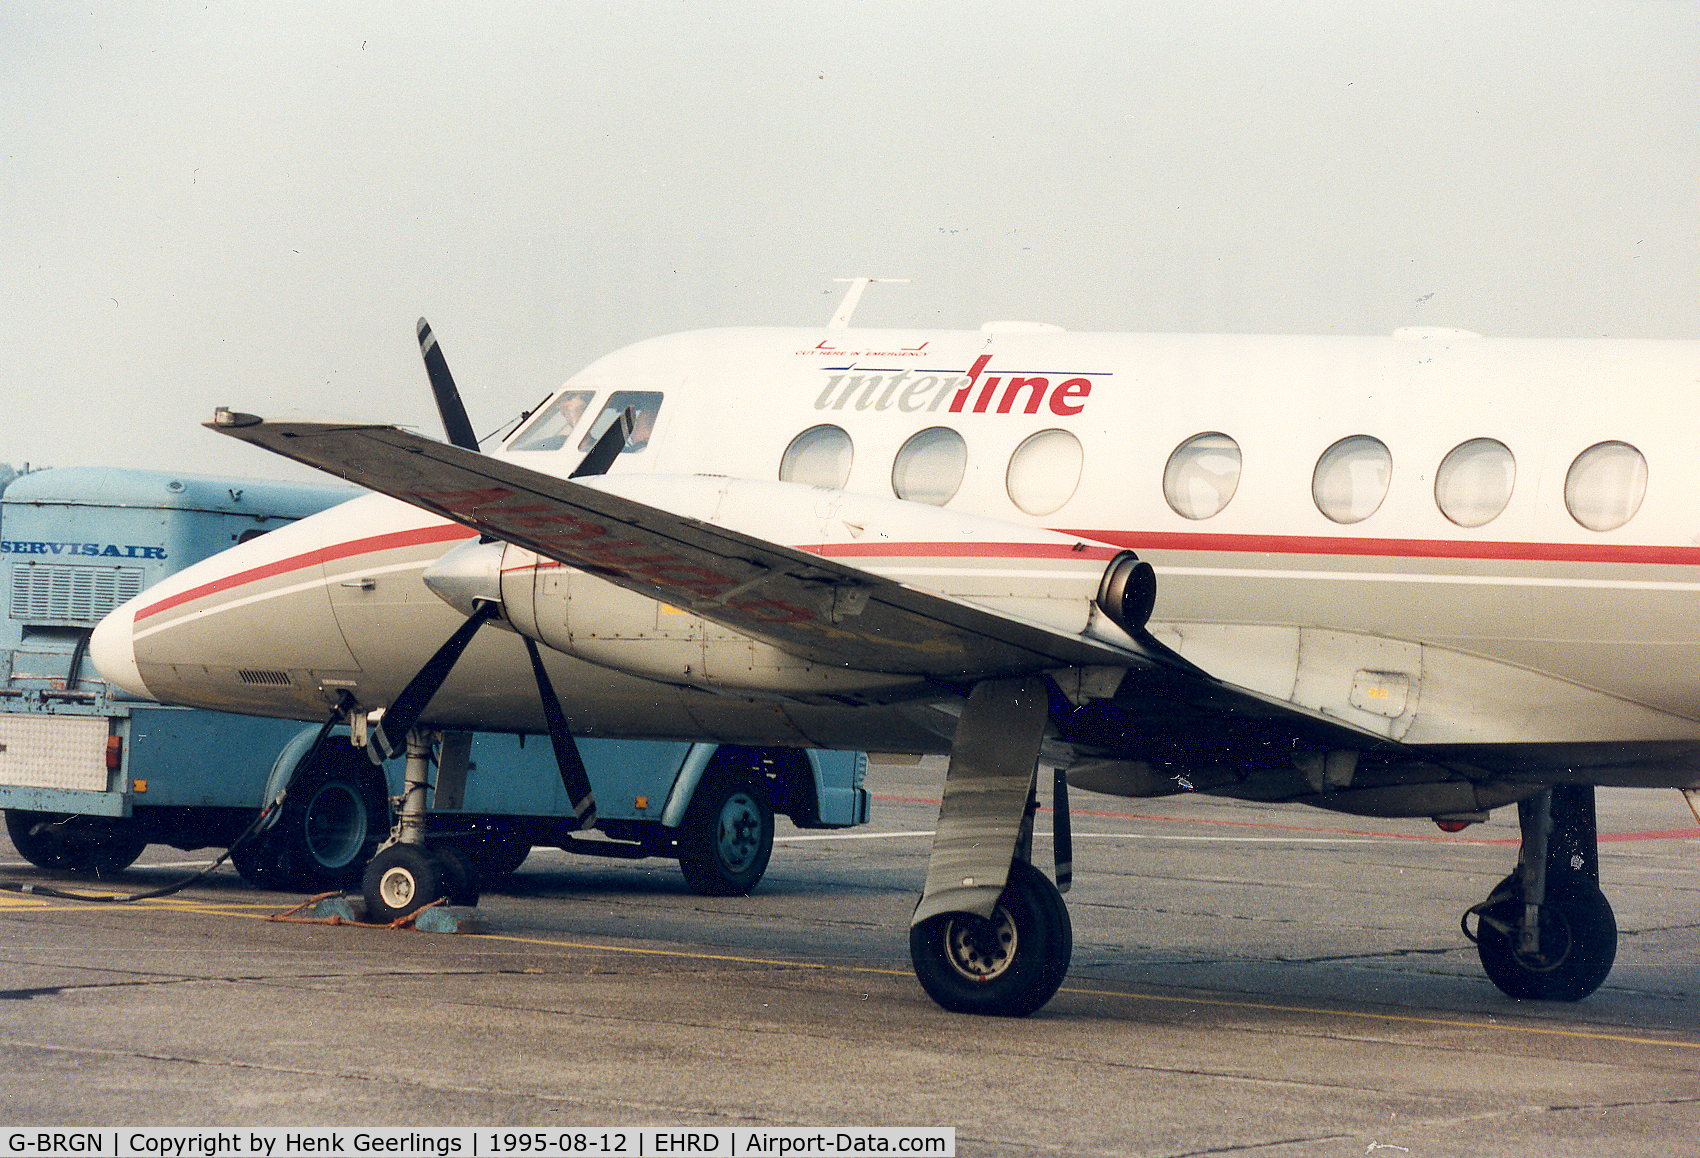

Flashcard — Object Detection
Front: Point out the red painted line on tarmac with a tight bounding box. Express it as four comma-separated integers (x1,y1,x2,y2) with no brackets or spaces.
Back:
1600,828,1700,843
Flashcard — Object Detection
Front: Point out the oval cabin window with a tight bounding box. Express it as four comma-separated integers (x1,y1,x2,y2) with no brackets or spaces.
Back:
1006,429,1083,516
892,427,967,506
1313,435,1392,524
1435,438,1515,528
779,424,853,489
1163,432,1242,520
1565,441,1647,532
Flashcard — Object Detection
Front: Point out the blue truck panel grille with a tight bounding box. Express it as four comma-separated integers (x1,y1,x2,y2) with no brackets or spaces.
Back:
9,563,146,624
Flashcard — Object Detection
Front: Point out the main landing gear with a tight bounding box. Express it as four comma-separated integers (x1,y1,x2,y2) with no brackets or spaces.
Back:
910,859,1072,1017
908,676,1074,1017
1464,785,1617,1002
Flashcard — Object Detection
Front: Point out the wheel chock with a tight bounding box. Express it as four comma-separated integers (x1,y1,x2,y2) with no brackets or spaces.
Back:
268,892,482,933
412,905,483,934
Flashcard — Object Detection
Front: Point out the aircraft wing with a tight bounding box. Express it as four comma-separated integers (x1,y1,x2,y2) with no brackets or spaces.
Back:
207,414,1179,681
209,414,1449,773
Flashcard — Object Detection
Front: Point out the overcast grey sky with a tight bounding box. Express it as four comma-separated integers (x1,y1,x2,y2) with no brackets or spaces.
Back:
4,2,1696,480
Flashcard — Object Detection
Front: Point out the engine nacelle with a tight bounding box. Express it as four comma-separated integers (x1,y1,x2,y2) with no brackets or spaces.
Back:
522,560,919,696
421,475,1149,698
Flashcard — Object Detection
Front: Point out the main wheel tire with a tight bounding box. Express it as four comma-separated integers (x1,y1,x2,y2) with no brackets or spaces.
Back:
236,749,388,891
1475,870,1617,1002
4,809,147,877
677,771,773,896
362,844,449,923
909,860,1073,1017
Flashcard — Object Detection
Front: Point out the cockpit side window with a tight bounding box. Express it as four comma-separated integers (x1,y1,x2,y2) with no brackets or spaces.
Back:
578,391,665,454
508,390,596,452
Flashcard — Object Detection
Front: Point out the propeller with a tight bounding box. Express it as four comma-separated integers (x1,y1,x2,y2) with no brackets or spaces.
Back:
417,318,480,451
358,320,633,828
570,405,635,480
367,601,500,762
524,635,597,827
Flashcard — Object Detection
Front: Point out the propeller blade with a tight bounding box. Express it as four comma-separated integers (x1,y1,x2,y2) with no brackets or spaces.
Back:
369,600,499,761
1053,765,1073,894
417,318,481,452
523,635,598,828
568,405,634,479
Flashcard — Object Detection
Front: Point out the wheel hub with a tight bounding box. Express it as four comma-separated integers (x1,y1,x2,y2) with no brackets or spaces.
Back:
302,782,367,869
942,905,1018,982
1511,908,1576,973
377,866,419,909
717,792,761,871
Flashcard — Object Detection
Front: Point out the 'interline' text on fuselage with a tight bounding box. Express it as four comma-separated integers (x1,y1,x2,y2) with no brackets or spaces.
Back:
811,354,1101,416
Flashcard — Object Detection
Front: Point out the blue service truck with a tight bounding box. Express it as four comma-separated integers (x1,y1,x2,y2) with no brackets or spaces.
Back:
0,466,869,894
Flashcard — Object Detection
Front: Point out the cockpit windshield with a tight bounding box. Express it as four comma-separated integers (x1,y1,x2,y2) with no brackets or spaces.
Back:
507,390,596,452
577,391,664,454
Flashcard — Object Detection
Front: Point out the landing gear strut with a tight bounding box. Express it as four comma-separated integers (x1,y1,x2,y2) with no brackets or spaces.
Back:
1465,785,1617,1001
361,729,480,922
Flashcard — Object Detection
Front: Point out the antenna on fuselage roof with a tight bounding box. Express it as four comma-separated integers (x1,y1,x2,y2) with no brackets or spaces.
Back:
827,277,910,329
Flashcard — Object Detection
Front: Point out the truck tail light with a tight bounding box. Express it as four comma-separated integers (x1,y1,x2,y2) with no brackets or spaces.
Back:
105,735,123,770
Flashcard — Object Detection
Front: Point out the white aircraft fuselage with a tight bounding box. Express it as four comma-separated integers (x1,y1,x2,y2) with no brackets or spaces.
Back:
94,324,1700,801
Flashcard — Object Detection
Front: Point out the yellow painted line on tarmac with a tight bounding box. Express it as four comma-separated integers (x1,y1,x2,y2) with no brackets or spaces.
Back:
1,893,296,916
468,929,895,973
12,891,1700,1055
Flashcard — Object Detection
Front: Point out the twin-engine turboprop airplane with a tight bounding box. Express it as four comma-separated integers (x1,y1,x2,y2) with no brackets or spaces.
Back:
89,301,1700,1015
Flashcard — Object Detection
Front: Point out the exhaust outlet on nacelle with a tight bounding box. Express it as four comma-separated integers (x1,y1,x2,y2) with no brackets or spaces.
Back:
1096,551,1157,636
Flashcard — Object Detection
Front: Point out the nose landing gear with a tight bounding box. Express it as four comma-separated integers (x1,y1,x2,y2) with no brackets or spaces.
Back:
361,729,481,923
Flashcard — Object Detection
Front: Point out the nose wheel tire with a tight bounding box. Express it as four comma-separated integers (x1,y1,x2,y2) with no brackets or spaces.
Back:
362,844,458,923
1470,871,1617,1002
910,860,1073,1017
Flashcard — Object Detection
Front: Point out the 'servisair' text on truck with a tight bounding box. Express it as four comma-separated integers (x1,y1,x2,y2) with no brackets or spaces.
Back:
0,466,869,893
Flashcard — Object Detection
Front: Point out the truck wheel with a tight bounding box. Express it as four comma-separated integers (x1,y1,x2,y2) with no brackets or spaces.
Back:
239,747,388,891
4,810,147,877
677,771,773,896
